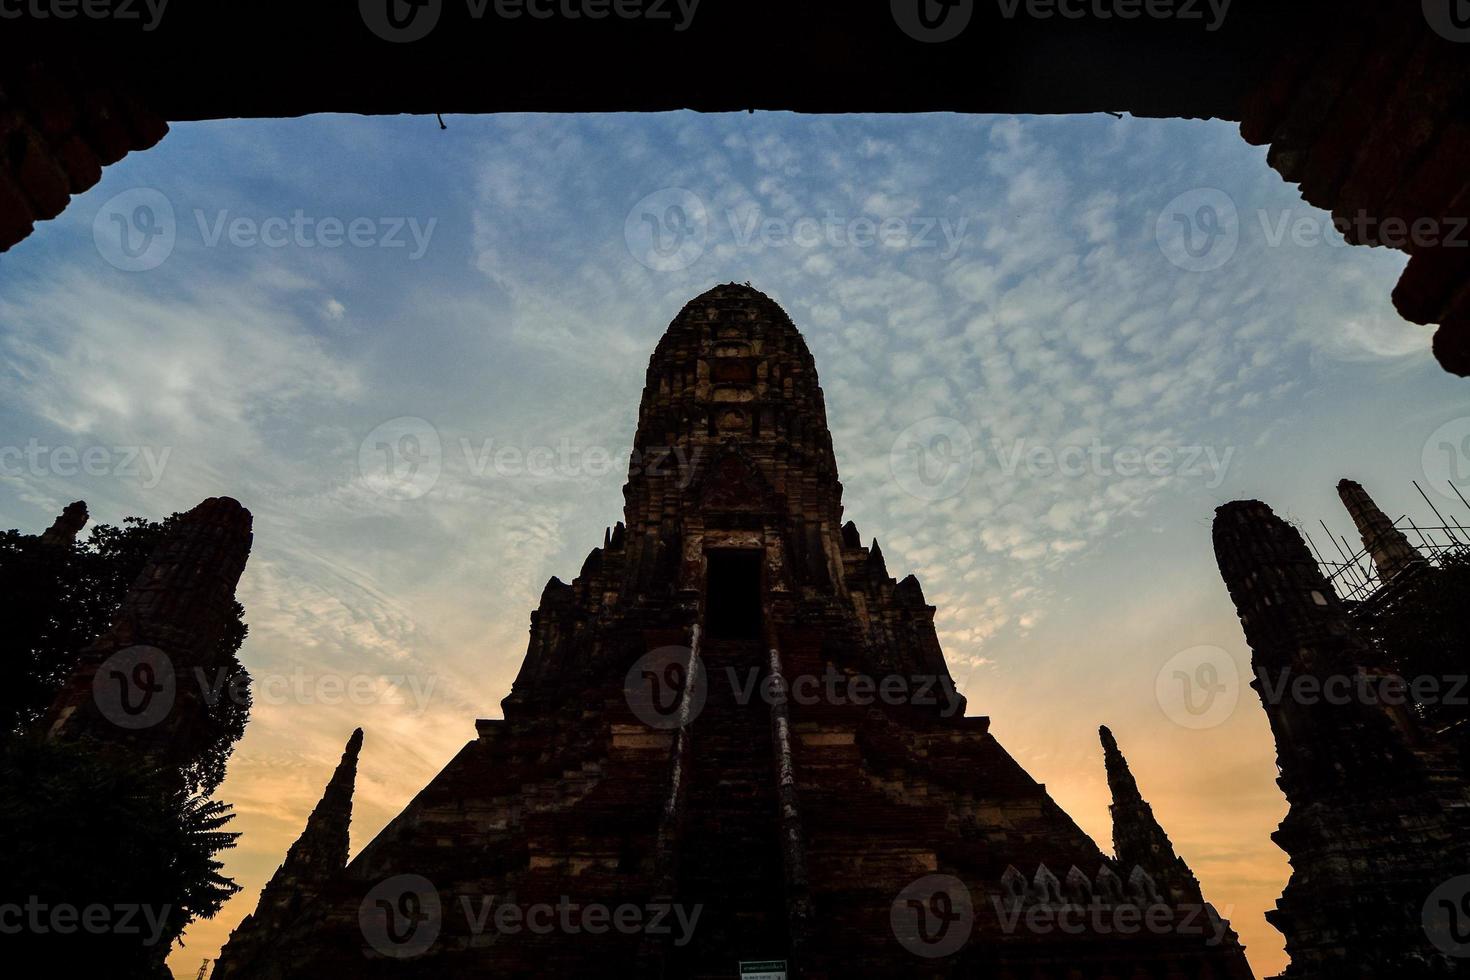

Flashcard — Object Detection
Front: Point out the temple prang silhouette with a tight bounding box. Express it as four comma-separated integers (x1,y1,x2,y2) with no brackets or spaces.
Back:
43,495,254,776
1213,480,1470,979
212,284,1254,978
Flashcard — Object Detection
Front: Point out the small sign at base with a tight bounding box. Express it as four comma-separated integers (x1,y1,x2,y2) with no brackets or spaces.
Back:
739,960,787,980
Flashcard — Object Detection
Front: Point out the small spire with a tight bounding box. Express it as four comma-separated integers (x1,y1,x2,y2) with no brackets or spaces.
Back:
215,729,364,979
841,521,861,548
1099,725,1142,806
1099,725,1204,906
280,728,363,876
868,539,887,576
1336,478,1423,582
895,574,926,606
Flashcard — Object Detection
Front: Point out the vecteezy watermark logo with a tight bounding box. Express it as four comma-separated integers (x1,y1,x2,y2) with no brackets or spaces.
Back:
361,0,444,42
362,889,702,946
625,645,707,729
1424,875,1470,957
192,210,436,258
1155,188,1239,273
250,670,441,711
891,0,974,42
1254,668,1469,710
92,645,176,730
995,0,1231,30
725,207,971,259
890,417,977,502
723,666,965,718
89,661,433,722
888,421,1235,501
461,440,702,487
0,898,173,945
625,192,972,272
361,874,443,958
0,440,171,488
891,874,974,958
1156,645,1239,730
94,188,176,272
460,895,702,943
1422,417,1470,498
95,189,437,270
1425,0,1470,43
625,188,710,272
362,0,700,42
359,417,443,501
357,428,703,500
0,0,169,31
1256,209,1470,251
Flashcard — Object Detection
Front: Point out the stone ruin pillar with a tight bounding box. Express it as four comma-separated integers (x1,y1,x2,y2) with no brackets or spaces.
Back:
37,500,88,548
1213,500,1470,977
43,496,253,774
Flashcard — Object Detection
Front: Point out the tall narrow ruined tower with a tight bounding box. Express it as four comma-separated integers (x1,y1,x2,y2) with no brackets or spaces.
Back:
225,285,1250,979
1213,500,1470,977
1336,479,1425,582
44,496,253,772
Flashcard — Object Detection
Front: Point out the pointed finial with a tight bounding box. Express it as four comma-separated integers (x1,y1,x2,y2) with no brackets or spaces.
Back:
1099,724,1142,805
213,728,364,978
1336,478,1423,581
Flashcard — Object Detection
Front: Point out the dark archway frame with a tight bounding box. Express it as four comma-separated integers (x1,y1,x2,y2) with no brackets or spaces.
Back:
3,0,1468,373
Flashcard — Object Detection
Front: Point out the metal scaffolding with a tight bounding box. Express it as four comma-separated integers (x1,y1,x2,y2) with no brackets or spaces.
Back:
1298,481,1470,612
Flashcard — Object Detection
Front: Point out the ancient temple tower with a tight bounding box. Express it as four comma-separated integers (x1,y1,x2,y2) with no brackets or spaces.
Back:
222,285,1250,979
1336,478,1425,582
43,496,253,772
1212,499,1470,978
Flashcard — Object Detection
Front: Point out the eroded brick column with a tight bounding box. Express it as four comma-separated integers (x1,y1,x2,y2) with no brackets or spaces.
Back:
0,58,168,253
1213,500,1470,977
44,496,253,772
37,499,89,548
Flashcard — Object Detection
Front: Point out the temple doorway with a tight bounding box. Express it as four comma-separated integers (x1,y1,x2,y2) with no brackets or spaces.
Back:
705,549,763,641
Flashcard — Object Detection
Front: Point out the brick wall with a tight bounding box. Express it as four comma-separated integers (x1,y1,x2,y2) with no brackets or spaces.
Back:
0,58,167,253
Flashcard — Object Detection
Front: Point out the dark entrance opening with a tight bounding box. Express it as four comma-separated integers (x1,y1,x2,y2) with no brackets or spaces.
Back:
705,550,763,641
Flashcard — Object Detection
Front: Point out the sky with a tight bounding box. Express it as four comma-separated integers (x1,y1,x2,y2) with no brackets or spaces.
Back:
2,110,1468,978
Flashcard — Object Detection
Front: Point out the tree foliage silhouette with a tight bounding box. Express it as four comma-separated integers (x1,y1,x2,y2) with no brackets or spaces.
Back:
0,511,254,976
0,513,251,794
